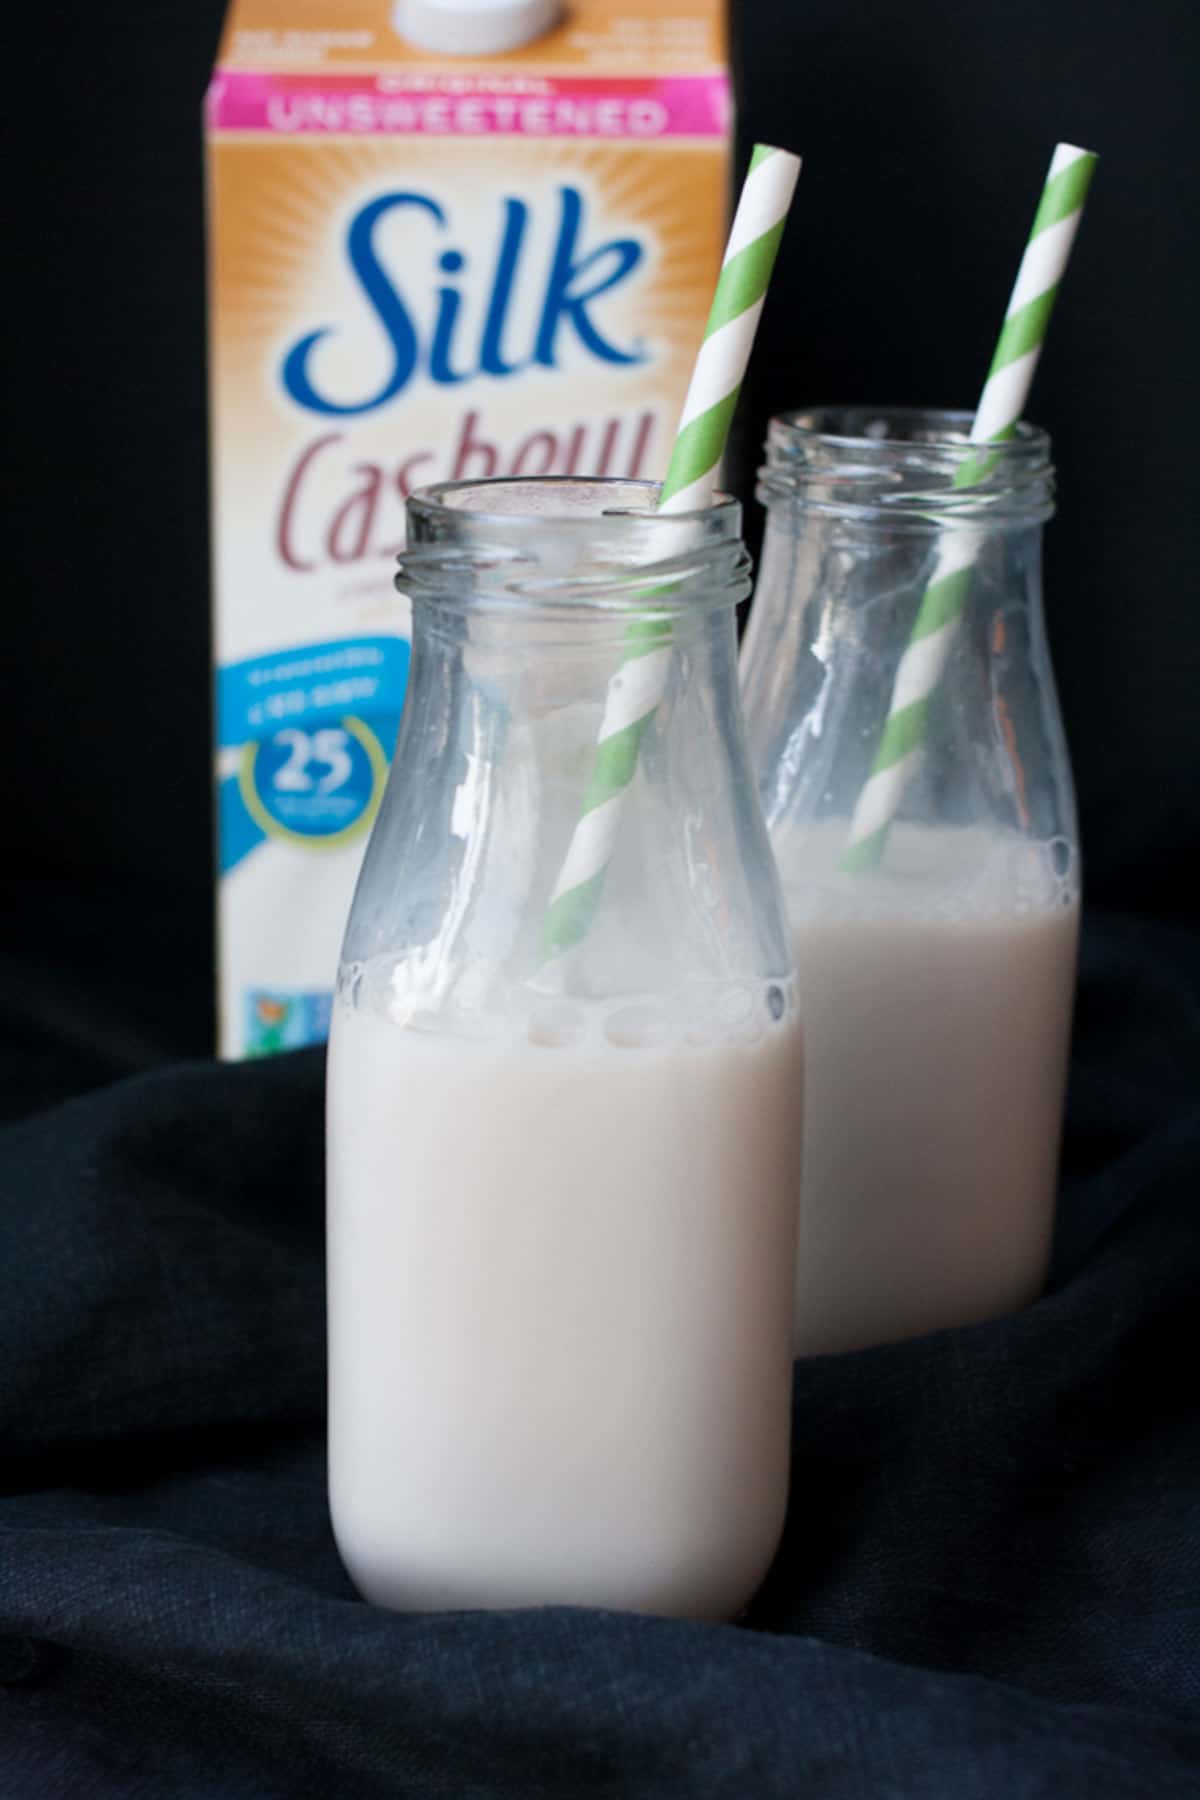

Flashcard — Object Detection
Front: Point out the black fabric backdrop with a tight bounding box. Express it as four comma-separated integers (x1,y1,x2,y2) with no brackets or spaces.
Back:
3,0,1199,1794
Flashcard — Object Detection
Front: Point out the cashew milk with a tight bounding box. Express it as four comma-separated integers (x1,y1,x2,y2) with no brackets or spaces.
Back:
326,991,804,1618
783,823,1079,1355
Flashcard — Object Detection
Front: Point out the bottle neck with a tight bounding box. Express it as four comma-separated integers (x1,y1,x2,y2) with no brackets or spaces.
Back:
344,480,788,1003
740,411,1073,872
394,482,753,762
748,407,1052,667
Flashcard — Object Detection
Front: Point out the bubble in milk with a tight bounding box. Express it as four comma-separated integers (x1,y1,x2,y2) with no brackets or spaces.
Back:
716,984,754,1030
604,1004,674,1050
372,956,411,1016
1049,835,1073,880
405,1009,447,1036
715,984,762,1045
527,1002,587,1049
675,979,713,1046
402,1007,504,1042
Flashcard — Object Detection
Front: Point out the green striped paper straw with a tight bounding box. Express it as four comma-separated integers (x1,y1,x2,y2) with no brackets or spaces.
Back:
542,143,802,957
841,141,1098,872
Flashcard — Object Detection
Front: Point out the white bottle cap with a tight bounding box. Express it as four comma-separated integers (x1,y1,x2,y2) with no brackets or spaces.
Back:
394,0,561,56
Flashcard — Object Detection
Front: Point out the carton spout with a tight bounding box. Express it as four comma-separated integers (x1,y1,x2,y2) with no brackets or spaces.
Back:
394,0,561,55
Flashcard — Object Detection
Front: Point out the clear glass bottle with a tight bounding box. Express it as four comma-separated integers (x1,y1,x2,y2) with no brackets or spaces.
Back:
740,408,1080,1356
327,477,803,1619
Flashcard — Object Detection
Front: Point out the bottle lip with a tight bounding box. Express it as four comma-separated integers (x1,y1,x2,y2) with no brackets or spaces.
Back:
771,406,1051,463
408,477,742,535
400,478,751,622
761,406,1056,529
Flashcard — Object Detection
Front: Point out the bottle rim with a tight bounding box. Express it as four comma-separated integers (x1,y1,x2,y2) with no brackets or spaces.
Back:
760,407,1055,529
400,477,752,621
408,476,740,533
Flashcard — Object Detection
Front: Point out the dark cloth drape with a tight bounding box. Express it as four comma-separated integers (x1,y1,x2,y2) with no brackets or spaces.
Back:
1,900,1197,1796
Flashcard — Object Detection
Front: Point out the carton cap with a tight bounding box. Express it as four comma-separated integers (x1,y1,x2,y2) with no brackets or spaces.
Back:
394,0,561,55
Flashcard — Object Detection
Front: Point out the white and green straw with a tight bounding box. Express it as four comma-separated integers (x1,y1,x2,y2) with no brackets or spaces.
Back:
841,141,1098,872
542,143,802,957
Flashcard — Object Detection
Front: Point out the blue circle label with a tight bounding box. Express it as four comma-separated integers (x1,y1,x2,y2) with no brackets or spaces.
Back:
239,717,387,849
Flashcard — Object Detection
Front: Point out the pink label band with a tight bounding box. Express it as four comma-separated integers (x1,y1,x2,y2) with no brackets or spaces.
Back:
207,72,730,139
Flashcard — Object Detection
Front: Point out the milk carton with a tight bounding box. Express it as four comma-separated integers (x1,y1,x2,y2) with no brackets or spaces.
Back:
205,0,731,1057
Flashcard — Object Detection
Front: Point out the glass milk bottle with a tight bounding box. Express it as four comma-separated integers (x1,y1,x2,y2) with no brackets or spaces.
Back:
327,478,804,1619
740,408,1079,1356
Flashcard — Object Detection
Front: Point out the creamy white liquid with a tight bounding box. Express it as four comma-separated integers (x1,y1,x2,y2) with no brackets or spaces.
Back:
326,992,804,1619
781,823,1079,1356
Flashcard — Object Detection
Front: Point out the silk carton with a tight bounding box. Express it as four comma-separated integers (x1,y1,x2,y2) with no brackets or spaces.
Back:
206,0,731,1055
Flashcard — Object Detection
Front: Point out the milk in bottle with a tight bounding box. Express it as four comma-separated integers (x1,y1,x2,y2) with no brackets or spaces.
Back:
742,408,1079,1354
328,478,803,1616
